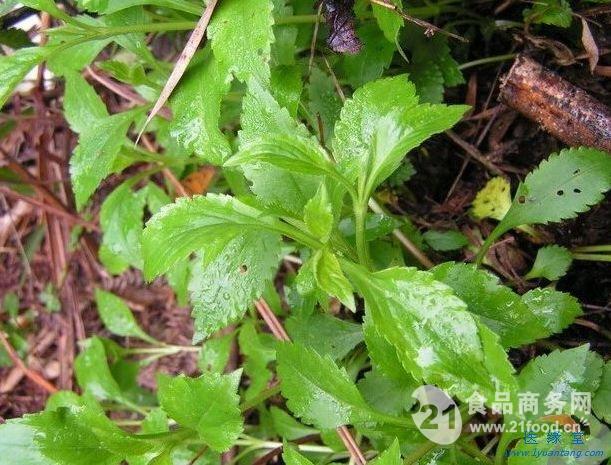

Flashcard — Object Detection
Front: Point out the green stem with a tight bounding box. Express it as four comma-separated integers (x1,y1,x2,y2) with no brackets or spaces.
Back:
125,345,200,355
572,253,611,262
459,441,494,465
276,221,324,251
475,228,503,265
403,441,439,464
572,244,611,253
458,53,517,70
354,202,371,269
494,433,514,465
235,437,333,454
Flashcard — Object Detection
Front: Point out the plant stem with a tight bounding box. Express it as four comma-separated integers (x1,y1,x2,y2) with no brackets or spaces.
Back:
494,433,514,465
235,437,333,454
475,229,502,265
368,198,434,269
354,202,371,269
572,244,611,252
572,253,611,262
458,53,517,70
459,441,494,464
402,441,439,464
125,345,200,355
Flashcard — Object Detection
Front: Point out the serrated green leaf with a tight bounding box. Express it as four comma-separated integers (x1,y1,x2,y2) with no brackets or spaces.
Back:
240,78,310,143
141,408,169,434
95,289,155,343
198,332,233,373
70,109,140,210
48,392,156,458
423,230,468,251
525,245,573,280
74,337,125,403
143,182,171,214
358,369,415,416
99,243,129,276
270,407,317,440
307,66,342,142
340,23,395,89
227,134,346,185
523,0,572,27
157,372,243,451
142,194,284,280
431,263,581,348
405,27,464,103
372,440,402,465
28,409,121,465
189,230,281,342
471,176,512,221
166,259,190,307
239,79,321,215
238,320,275,399
593,361,610,423
492,147,611,243
508,344,602,422
339,213,400,243
73,0,201,14
431,262,549,347
345,262,517,403
332,75,468,193
276,342,374,429
168,51,231,165
0,418,57,465
272,0,298,66
520,287,582,335
363,313,413,383
270,65,302,117
63,71,108,134
372,0,403,42
46,22,111,74
282,445,315,465
311,249,356,311
0,46,50,108
407,60,444,104
99,181,146,270
286,313,363,360
304,184,334,242
208,0,274,82
101,8,157,66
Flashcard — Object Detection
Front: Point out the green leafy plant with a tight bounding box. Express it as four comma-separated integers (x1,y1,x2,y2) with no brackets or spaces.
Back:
0,1,610,465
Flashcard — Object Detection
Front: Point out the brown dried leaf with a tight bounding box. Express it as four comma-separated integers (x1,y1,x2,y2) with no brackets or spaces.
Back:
182,166,216,195
580,18,599,73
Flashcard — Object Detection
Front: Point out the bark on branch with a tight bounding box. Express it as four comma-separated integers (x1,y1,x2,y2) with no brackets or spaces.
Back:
499,54,611,152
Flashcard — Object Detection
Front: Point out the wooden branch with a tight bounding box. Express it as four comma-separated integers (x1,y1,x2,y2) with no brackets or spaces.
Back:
0,331,58,394
499,55,611,152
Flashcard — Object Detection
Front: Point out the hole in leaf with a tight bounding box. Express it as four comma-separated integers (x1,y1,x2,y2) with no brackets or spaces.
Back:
239,264,248,274
573,188,581,194
573,169,580,175
518,195,526,204
557,190,564,196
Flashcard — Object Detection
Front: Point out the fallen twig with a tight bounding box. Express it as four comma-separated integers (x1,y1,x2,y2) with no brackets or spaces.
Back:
370,0,468,43
137,0,220,142
445,130,504,176
0,331,58,394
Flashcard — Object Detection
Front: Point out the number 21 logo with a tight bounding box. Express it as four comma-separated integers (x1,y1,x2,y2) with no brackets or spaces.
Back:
411,385,463,445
